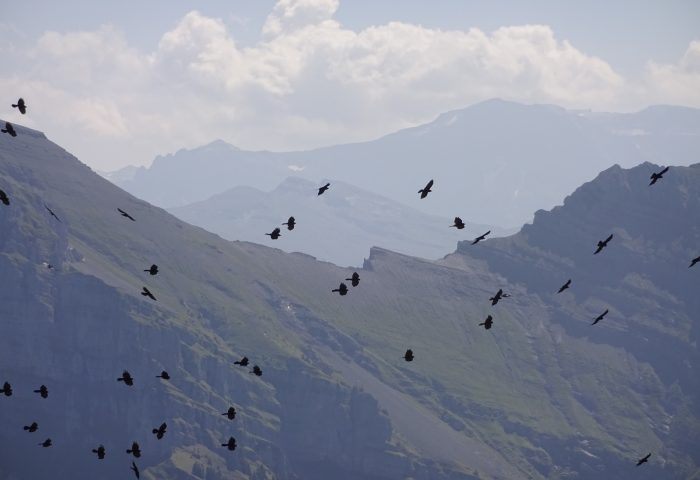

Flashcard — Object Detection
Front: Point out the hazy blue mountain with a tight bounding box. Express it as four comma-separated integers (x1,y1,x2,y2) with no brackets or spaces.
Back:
169,177,510,267
110,99,700,228
1,122,698,480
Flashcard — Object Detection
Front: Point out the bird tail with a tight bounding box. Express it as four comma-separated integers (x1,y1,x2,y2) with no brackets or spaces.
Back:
152,429,158,434
332,288,339,292
12,104,17,108
117,378,124,382
1,129,7,133
33,389,40,393
23,426,30,430
234,361,241,365
92,449,98,453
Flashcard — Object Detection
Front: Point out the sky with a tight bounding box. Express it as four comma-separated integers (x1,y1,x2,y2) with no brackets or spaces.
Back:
1,0,698,171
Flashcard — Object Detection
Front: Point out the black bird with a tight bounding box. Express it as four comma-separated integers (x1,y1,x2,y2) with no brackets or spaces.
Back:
250,365,263,377
689,255,700,268
2,122,17,137
141,286,156,301
594,234,613,254
12,98,27,114
42,261,53,269
479,315,493,330
23,422,38,433
591,309,609,326
221,436,237,451
489,289,510,306
117,370,134,386
222,407,237,420
92,445,106,459
332,282,348,296
636,452,651,466
0,189,10,206
117,208,135,221
144,264,158,275
156,370,170,380
1,381,12,396
126,441,141,458
131,461,140,479
317,183,330,196
34,385,49,399
39,438,52,448
234,356,249,367
346,272,360,287
152,422,167,440
649,167,669,186
266,227,281,240
472,230,491,245
418,179,433,199
557,279,572,294
283,216,296,231
403,349,414,362
44,204,61,223
450,217,465,229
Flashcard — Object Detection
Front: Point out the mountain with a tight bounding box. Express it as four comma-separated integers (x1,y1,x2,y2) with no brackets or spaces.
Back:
1,122,699,480
110,99,700,228
169,177,510,267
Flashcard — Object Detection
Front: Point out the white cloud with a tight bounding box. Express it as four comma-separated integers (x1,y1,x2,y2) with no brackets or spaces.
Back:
644,41,700,107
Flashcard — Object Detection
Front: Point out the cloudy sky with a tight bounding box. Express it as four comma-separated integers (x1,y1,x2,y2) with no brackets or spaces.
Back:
1,0,699,171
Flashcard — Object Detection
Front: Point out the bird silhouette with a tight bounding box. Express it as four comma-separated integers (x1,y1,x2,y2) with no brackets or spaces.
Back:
489,289,510,306
131,461,140,479
23,422,38,433
283,216,296,231
117,370,134,386
34,385,49,399
0,189,9,206
418,179,433,199
346,272,360,287
557,279,572,293
1,381,12,396
126,441,141,458
403,349,414,362
92,445,106,459
450,217,465,229
152,422,167,440
317,183,331,196
234,356,249,367
479,315,494,330
12,98,26,114
39,438,52,448
591,309,609,326
689,255,700,268
144,264,158,275
222,407,237,420
221,436,237,451
472,230,491,245
117,208,135,221
156,370,170,380
332,282,348,296
42,261,53,269
636,452,651,466
44,204,61,223
266,227,281,240
250,365,263,377
2,122,17,137
649,167,669,186
141,286,156,301
594,234,613,254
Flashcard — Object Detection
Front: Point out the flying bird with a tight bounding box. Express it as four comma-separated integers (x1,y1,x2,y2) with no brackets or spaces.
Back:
2,122,17,137
117,370,134,386
44,204,61,223
141,286,156,301
12,98,27,114
126,441,141,458
636,453,651,466
649,167,669,186
346,272,360,287
144,264,158,275
418,179,433,199
92,445,106,459
403,349,414,362
479,315,493,330
222,407,237,420
317,183,330,196
34,385,48,399
23,422,38,433
283,216,296,231
0,189,9,206
117,208,135,221
221,437,237,451
472,230,491,245
250,365,263,377
266,227,281,240
591,309,609,326
557,279,572,294
156,370,170,380
39,438,52,448
489,289,510,306
1,381,12,396
450,217,465,229
332,282,348,296
234,356,249,367
152,422,167,440
594,234,613,254
131,461,140,479
689,255,700,268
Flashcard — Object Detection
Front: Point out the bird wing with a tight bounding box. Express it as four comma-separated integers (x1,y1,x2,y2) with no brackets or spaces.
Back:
426,179,434,189
605,234,613,243
660,166,669,175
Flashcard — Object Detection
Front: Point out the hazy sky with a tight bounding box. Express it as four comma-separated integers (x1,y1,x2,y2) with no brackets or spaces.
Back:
1,0,698,171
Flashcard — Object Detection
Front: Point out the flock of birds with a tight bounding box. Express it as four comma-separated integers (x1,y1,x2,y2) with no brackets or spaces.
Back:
2,97,699,476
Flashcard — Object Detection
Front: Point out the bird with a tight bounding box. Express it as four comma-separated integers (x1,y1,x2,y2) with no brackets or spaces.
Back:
117,370,134,386
1,381,12,396
42,261,53,269
317,183,331,196
689,255,700,268
479,315,494,330
250,365,263,377
649,167,669,186
472,230,491,245
39,438,52,448
92,445,106,459
141,286,156,301
117,208,135,221
144,264,158,275
636,452,651,466
12,98,27,114
126,441,141,458
234,356,249,367
489,289,510,306
34,385,49,399
282,216,296,231
346,272,360,287
418,179,433,199
557,279,572,294
221,437,237,451
156,370,170,380
44,204,61,223
0,189,10,206
23,422,38,433
591,309,609,326
131,461,140,479
152,422,167,440
222,407,237,420
266,227,281,240
2,122,17,137
450,217,465,229
332,282,348,296
594,234,613,254
403,349,414,362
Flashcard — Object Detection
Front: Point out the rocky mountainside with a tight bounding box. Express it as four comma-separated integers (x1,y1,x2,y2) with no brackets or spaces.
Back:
1,123,698,480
